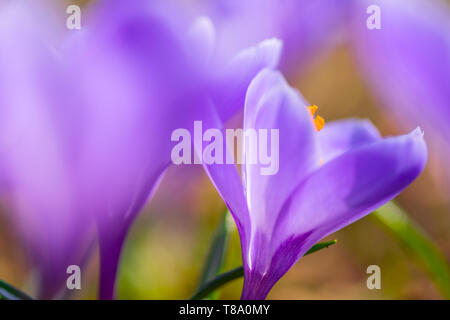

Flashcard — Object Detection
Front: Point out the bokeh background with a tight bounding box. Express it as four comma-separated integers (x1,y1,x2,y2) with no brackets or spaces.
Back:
0,0,448,299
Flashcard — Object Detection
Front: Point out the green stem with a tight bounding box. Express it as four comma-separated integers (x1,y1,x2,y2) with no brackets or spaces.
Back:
198,211,231,287
191,267,244,300
190,240,337,300
0,280,33,300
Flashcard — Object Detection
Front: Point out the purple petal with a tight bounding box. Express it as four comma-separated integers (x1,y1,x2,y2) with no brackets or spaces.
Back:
0,1,91,298
277,0,349,74
189,16,216,65
212,38,282,122
284,127,427,248
351,0,450,144
245,128,427,299
318,119,382,163
196,102,252,264
203,0,347,76
67,0,211,298
243,69,319,274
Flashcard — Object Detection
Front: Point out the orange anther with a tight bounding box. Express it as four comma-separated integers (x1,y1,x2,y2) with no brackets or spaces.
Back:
307,105,325,131
308,105,318,116
314,115,325,131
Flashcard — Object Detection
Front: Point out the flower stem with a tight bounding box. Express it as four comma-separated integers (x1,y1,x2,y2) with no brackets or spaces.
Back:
191,266,244,300
190,240,337,300
98,228,127,300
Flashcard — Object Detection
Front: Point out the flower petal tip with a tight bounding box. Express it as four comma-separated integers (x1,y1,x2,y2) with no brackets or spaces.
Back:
412,126,425,139
190,15,216,39
407,127,428,172
257,37,283,68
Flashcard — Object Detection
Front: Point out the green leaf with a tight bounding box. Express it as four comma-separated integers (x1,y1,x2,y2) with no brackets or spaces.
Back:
372,202,450,299
191,266,243,300
198,211,231,287
0,280,32,300
190,240,337,300
304,240,338,256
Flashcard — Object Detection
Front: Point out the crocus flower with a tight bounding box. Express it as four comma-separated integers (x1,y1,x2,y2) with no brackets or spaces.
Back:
202,68,427,299
349,0,450,188
196,0,347,76
0,0,281,299
0,0,93,299
203,0,450,189
70,0,281,299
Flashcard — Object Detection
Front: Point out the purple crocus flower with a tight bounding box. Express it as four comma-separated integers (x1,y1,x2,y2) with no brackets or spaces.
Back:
0,0,92,299
202,69,427,299
0,0,281,299
349,0,450,188
197,0,347,76
70,0,281,299
203,0,450,189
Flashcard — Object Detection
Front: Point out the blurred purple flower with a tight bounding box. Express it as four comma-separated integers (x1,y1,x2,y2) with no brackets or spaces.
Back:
0,0,91,299
0,0,280,299
203,0,450,188
197,0,347,76
73,0,281,299
349,0,450,188
202,69,427,299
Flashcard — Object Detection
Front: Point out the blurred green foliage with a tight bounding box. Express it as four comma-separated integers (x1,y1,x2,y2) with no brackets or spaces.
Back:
373,202,450,298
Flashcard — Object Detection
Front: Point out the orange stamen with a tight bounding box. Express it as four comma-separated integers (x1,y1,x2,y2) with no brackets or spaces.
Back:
314,115,325,131
308,105,318,117
307,105,325,131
